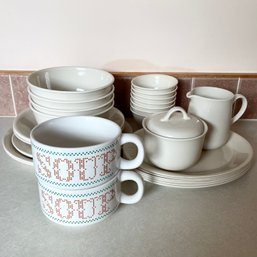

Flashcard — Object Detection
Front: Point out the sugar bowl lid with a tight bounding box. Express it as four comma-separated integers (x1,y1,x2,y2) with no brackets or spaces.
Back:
144,106,204,138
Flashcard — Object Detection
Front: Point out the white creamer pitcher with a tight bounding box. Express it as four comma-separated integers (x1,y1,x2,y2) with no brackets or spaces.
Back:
187,86,247,150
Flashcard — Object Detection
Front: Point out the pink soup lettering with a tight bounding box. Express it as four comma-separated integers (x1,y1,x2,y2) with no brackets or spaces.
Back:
36,149,117,182
41,188,116,220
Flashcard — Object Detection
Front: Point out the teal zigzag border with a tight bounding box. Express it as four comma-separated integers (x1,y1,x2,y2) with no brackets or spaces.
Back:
36,170,117,188
38,178,117,198
32,139,119,156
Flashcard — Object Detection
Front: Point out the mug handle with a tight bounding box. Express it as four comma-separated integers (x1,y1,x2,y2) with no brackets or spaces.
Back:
231,94,248,123
120,170,144,204
119,133,144,170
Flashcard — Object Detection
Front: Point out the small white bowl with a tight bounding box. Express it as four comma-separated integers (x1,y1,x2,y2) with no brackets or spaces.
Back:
130,101,173,114
27,66,114,101
28,85,114,110
131,74,178,92
131,85,177,97
131,112,145,126
131,90,176,103
130,95,176,109
130,109,147,126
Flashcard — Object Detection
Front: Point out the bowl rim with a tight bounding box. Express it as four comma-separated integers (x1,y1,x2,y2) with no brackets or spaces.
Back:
131,85,178,96
131,74,178,91
30,100,115,117
130,99,175,111
29,94,115,113
28,85,114,104
27,66,114,95
130,95,176,107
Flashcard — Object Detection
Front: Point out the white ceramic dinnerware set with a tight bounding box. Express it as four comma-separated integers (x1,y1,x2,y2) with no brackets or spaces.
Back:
27,67,116,124
1,67,255,226
130,74,178,125
123,85,254,189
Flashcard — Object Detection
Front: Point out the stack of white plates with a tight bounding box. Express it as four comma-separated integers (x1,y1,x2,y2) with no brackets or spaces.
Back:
122,129,253,189
2,108,127,166
27,66,115,124
130,74,178,125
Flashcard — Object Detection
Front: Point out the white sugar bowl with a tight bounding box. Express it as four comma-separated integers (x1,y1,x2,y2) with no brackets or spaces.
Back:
142,106,208,171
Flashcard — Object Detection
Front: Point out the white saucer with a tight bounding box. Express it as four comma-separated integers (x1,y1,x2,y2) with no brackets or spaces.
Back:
13,108,37,144
11,133,32,158
123,129,254,188
2,129,33,166
13,107,125,145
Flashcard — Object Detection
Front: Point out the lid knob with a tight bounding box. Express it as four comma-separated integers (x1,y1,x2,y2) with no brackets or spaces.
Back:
145,106,204,138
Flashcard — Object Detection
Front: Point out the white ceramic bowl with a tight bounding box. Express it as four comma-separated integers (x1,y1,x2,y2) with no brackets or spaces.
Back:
131,91,176,106
130,105,175,127
27,67,114,101
30,95,114,116
130,96,176,109
130,101,173,114
28,85,114,110
131,74,178,92
131,85,177,97
142,113,208,171
131,112,145,126
130,109,148,126
30,101,114,124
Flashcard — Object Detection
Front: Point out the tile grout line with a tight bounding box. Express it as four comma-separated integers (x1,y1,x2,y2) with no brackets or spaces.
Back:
236,77,241,93
191,77,195,89
8,75,17,116
232,77,241,115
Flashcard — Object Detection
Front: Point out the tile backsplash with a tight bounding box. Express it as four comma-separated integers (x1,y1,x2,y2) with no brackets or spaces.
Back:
0,72,256,119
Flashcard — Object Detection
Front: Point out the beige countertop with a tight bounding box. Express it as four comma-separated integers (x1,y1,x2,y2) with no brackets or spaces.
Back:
0,118,257,257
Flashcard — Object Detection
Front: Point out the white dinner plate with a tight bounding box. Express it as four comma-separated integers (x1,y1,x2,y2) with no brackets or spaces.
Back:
11,133,32,158
123,129,254,188
2,129,33,166
13,107,125,145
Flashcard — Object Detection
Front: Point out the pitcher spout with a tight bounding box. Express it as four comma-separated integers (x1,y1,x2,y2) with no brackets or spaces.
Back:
186,91,194,99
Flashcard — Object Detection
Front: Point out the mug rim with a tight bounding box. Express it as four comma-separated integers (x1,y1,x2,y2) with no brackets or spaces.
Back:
30,115,121,150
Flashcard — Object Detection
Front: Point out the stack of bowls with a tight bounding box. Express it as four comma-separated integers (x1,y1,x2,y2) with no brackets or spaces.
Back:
130,74,178,125
27,66,115,124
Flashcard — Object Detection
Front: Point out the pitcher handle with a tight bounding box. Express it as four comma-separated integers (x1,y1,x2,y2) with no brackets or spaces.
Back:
231,94,248,123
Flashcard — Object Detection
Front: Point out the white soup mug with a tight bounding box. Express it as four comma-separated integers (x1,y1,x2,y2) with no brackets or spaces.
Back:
30,116,144,189
38,170,144,226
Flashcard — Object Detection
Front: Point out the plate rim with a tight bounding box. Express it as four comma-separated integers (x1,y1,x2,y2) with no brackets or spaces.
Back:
12,107,125,145
11,133,33,158
123,129,254,188
2,129,33,166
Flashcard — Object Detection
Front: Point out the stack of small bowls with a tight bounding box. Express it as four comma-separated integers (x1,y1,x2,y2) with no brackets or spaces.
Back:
27,66,115,124
130,74,178,125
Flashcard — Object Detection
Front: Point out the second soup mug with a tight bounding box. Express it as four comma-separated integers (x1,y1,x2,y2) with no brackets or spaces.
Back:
30,116,144,190
38,170,144,226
